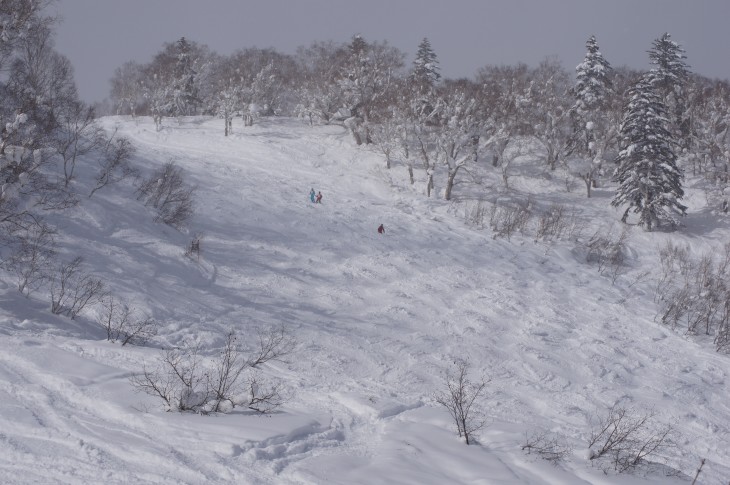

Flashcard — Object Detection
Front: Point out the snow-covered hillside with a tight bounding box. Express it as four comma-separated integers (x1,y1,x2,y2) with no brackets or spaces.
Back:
1,116,728,484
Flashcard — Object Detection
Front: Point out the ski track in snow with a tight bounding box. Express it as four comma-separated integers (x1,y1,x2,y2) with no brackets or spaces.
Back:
0,115,728,484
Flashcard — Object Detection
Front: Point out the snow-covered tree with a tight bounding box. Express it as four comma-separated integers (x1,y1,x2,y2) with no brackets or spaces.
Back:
571,35,614,196
142,72,173,131
5,18,79,135
0,0,50,71
216,81,242,136
339,35,405,144
411,37,441,90
612,75,686,231
524,57,574,171
433,84,485,200
476,63,532,168
222,47,297,118
171,37,200,116
573,37,613,154
139,38,211,119
109,61,144,116
648,33,691,149
294,41,348,125
249,61,280,118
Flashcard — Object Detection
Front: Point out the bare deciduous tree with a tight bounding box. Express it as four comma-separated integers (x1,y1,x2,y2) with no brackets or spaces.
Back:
89,130,136,197
97,294,157,346
584,225,631,283
131,344,208,412
247,325,296,368
49,256,106,319
4,222,56,297
52,102,104,187
136,161,196,228
130,328,293,414
535,203,581,242
522,431,573,463
489,199,532,241
433,360,488,445
588,403,675,473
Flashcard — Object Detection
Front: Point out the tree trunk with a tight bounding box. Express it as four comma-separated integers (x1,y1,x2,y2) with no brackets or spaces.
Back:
582,173,592,198
444,166,459,201
548,149,558,170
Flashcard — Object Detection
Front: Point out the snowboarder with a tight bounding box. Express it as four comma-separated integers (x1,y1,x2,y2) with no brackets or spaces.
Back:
315,191,323,204
310,188,316,203
377,224,385,234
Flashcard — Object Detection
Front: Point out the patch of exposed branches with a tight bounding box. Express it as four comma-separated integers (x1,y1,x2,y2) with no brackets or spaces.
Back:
130,327,294,414
588,403,675,474
522,431,573,464
136,161,195,228
97,294,157,346
583,225,631,283
2,222,56,297
89,131,137,198
184,232,203,261
464,200,489,230
50,256,106,319
488,198,533,241
535,203,584,242
654,241,730,352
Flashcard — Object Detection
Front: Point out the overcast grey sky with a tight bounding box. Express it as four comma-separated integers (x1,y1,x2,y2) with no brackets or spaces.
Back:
52,0,730,104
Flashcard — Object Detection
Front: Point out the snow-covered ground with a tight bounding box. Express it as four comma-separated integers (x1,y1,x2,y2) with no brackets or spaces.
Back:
1,116,728,484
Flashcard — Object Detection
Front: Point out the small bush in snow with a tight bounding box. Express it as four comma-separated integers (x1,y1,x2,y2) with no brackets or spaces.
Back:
89,132,137,198
50,256,106,319
465,201,489,230
97,294,157,346
522,431,573,463
587,403,675,473
136,161,195,228
653,241,730,352
130,327,293,414
184,232,203,260
584,225,631,283
489,199,532,241
433,360,488,445
535,203,583,242
3,222,56,297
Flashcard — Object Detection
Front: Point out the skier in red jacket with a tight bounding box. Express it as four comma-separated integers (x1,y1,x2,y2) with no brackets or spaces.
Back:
377,224,385,234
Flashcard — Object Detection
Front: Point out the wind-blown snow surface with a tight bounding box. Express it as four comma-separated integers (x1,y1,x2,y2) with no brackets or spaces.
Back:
1,116,728,484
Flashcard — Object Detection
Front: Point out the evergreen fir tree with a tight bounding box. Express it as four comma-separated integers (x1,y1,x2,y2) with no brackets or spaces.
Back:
572,35,612,157
411,37,441,89
172,37,199,116
647,33,691,148
349,34,368,58
612,75,686,231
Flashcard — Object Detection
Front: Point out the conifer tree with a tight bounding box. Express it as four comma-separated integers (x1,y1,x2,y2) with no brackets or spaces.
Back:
647,33,691,149
612,75,686,231
572,35,613,158
172,37,199,116
411,37,441,89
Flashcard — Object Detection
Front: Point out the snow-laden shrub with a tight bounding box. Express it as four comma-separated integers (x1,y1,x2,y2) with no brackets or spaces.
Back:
136,161,196,228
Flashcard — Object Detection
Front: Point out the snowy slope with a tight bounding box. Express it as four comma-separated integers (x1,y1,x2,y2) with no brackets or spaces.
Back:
0,115,728,484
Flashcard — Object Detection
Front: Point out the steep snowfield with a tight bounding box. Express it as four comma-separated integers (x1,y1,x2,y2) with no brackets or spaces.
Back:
0,116,728,484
